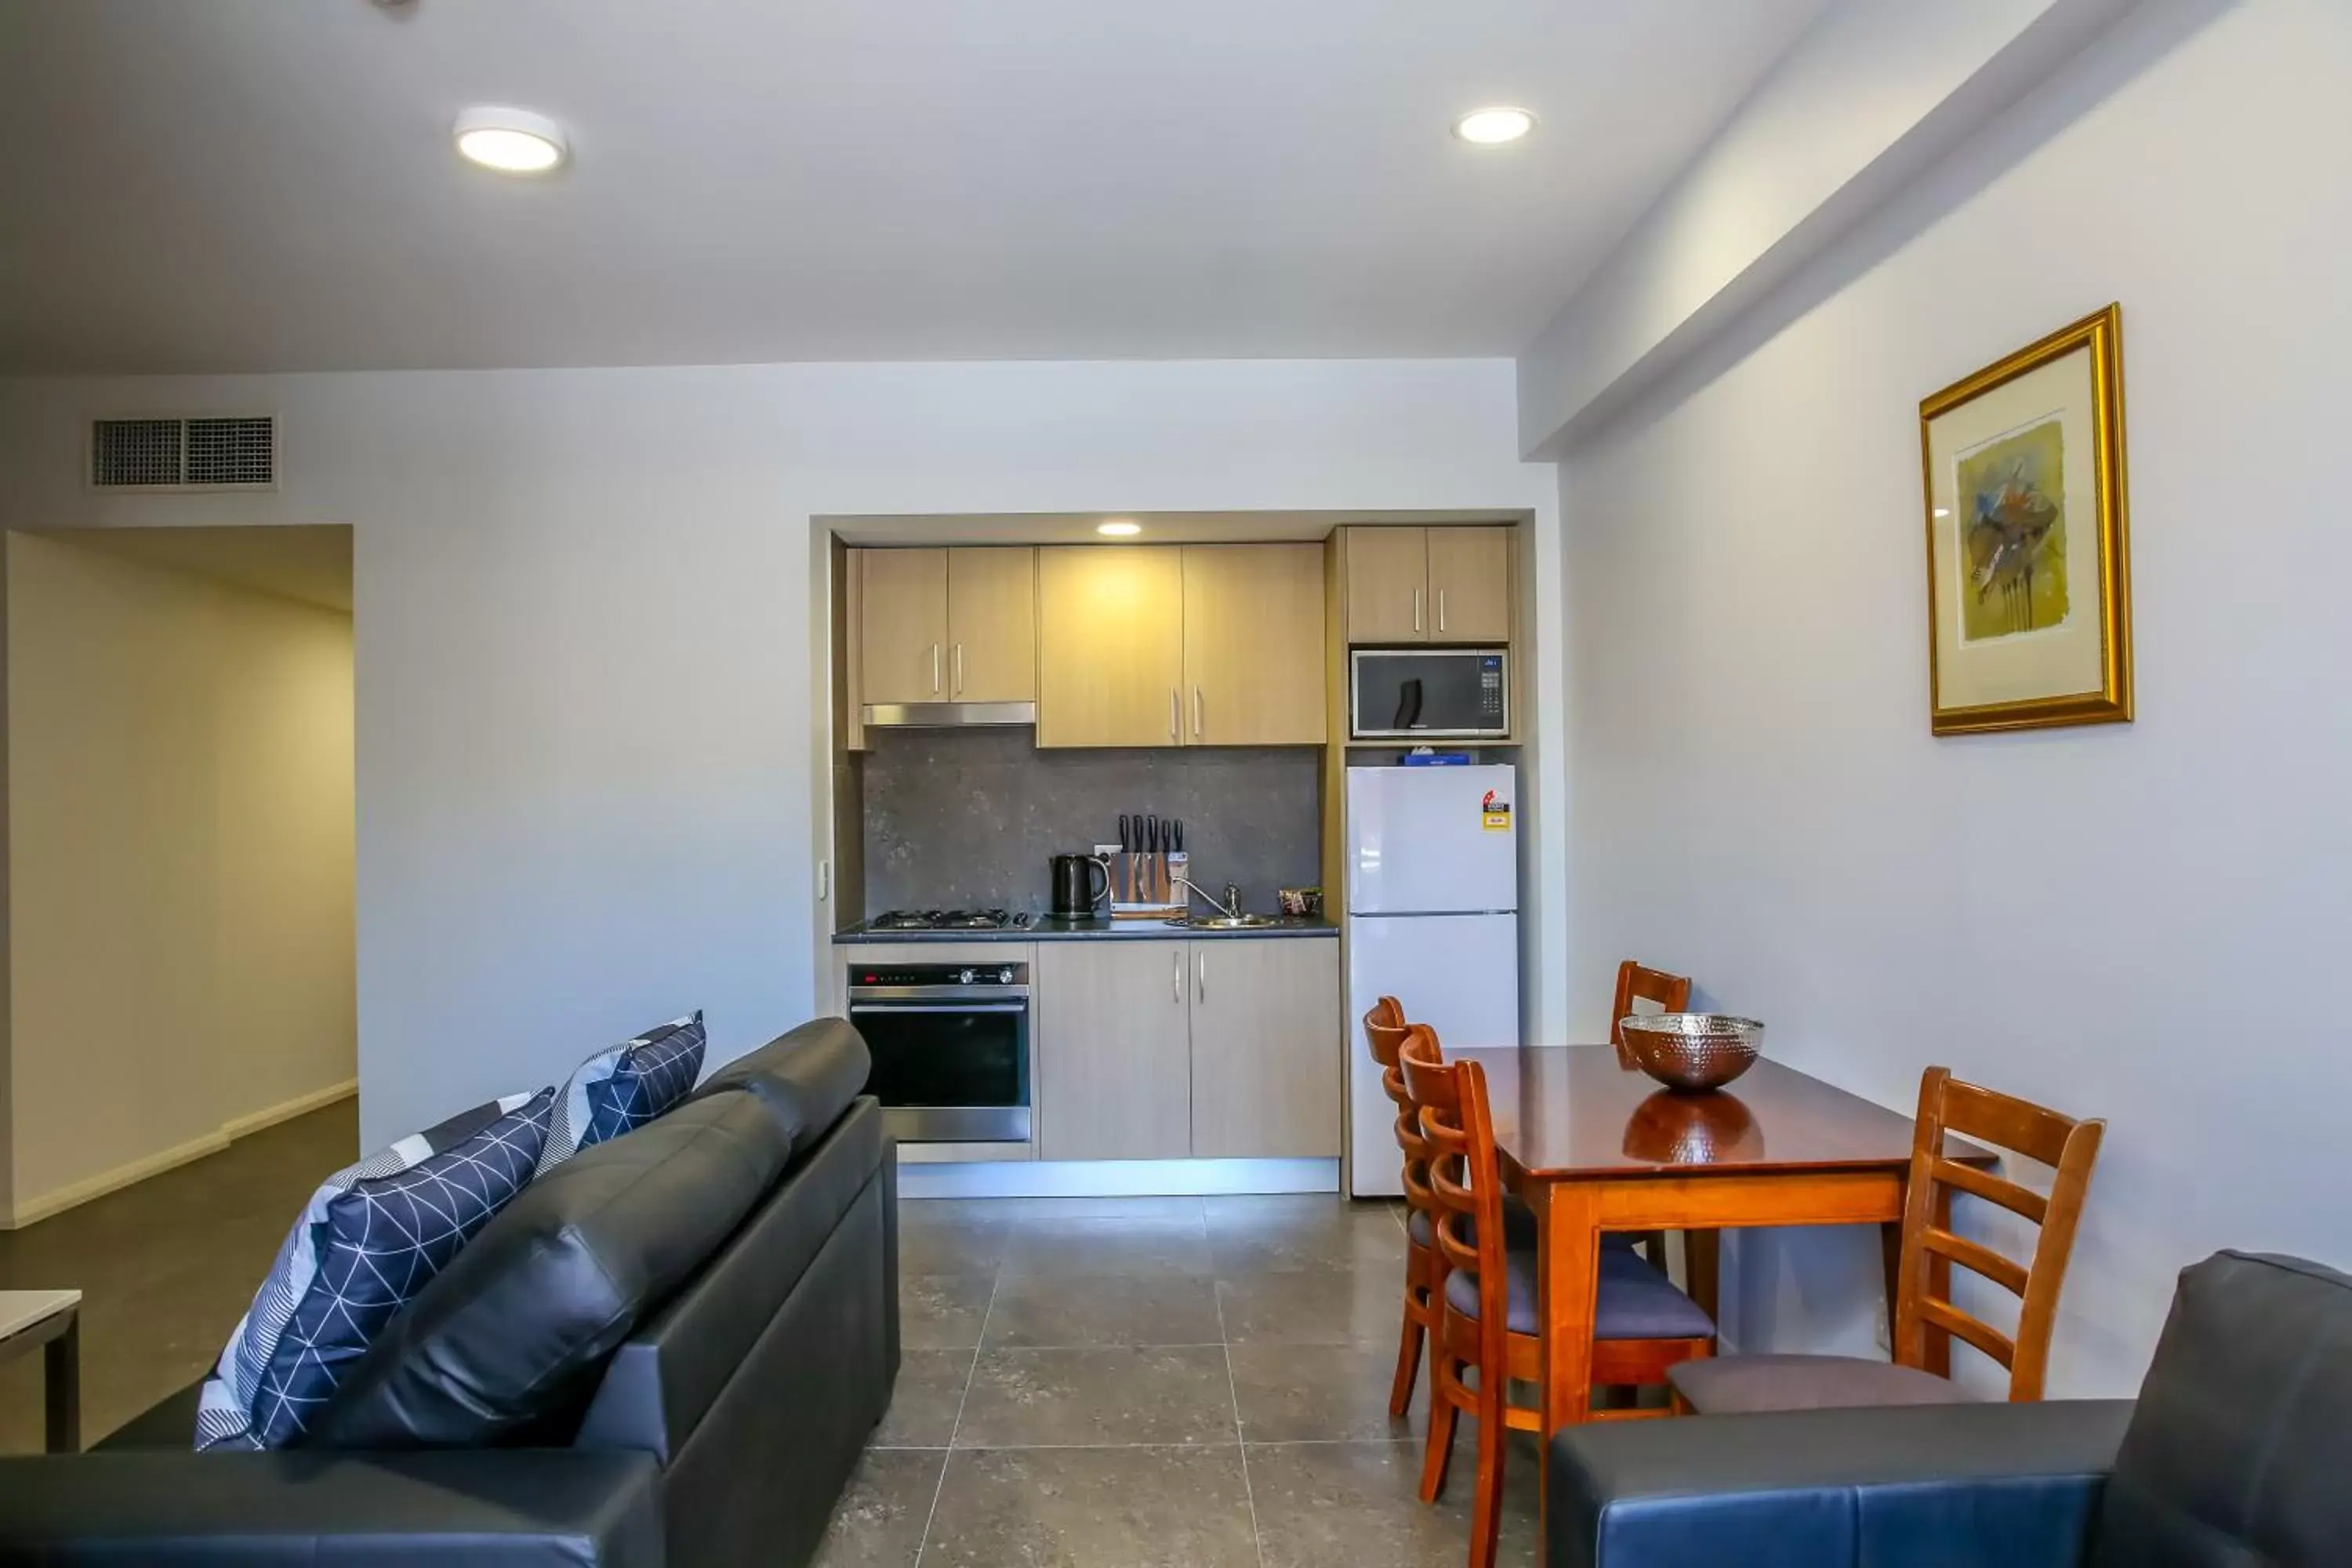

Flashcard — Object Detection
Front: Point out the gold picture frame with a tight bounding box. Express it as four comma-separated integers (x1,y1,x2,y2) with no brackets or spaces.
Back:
1919,304,2132,735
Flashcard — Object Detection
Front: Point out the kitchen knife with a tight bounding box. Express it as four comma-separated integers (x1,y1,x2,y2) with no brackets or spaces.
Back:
1147,815,1160,854
1172,820,1183,853
1119,815,1131,854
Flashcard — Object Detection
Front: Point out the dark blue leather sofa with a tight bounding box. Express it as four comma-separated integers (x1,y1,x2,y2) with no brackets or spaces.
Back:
1548,1250,2350,1567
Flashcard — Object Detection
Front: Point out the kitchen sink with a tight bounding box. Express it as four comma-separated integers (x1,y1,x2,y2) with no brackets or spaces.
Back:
1163,914,1283,930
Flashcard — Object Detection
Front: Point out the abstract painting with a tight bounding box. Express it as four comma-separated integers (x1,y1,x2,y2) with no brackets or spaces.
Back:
1956,416,2068,642
1919,306,2132,735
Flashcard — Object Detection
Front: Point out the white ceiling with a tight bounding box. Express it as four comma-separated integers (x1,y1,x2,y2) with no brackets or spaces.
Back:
0,0,1825,375
48,526,354,612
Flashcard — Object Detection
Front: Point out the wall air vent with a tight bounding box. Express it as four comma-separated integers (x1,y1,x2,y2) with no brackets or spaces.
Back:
89,414,277,492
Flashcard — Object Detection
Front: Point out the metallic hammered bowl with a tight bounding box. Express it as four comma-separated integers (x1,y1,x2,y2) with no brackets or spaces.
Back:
1618,1013,1765,1093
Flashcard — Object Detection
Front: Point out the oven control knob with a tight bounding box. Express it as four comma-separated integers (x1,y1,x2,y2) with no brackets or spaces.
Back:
957,967,976,985
998,966,1014,984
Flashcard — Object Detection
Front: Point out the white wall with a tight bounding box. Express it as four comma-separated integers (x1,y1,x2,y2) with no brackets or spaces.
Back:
0,360,1561,1145
1557,0,2352,1396
5,534,355,1214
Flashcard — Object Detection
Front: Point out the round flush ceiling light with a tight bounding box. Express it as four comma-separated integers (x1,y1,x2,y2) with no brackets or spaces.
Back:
1096,521,1142,537
1452,106,1536,146
453,107,568,173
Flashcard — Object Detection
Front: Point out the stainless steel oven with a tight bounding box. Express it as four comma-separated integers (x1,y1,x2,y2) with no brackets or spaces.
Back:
848,960,1032,1143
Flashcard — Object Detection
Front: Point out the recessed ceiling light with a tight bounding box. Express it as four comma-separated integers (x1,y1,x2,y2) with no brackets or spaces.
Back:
1933,507,1952,519
1453,106,1536,146
454,107,568,173
1096,521,1142,537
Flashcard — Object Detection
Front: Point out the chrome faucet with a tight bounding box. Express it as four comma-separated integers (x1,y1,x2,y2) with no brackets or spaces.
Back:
1171,874,1243,920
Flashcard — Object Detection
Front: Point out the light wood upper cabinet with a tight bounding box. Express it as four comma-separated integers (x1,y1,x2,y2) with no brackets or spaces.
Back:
946,547,1036,702
858,546,1037,707
1187,937,1341,1159
1425,526,1512,644
1037,939,1193,1160
858,547,950,703
1181,544,1326,746
1345,527,1430,643
1342,525,1514,645
1036,546,1186,747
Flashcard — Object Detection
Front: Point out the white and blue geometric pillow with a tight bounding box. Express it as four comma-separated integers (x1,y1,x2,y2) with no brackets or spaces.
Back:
194,1087,555,1450
535,1011,706,1177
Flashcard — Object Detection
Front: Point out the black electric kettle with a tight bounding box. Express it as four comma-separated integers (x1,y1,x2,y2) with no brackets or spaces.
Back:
1049,852,1109,916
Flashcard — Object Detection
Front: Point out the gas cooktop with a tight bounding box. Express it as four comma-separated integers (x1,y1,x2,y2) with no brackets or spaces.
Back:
865,909,1036,932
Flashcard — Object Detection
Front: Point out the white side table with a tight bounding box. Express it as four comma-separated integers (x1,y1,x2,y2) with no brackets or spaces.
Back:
0,1290,81,1452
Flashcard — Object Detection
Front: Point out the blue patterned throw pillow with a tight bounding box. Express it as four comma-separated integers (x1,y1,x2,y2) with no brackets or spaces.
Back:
535,1011,706,1176
194,1087,554,1450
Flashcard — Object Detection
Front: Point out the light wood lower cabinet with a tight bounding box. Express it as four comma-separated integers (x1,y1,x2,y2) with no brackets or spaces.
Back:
1036,939,1194,1160
1034,938,1340,1161
1188,937,1341,1158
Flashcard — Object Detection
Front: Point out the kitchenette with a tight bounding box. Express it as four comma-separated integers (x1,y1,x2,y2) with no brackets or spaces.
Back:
819,517,1530,1198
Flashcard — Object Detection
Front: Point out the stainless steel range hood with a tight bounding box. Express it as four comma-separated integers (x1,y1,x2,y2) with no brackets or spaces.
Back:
861,701,1037,728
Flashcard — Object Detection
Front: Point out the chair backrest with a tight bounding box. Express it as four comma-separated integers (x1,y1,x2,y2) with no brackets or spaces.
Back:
1399,1025,1509,1357
1363,997,1434,1210
1610,960,1693,1054
1893,1066,2105,1400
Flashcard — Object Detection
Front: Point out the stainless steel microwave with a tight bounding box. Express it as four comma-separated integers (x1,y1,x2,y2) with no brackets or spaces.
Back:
1349,648,1508,739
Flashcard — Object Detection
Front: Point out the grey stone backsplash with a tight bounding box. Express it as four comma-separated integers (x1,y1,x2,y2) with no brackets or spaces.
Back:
861,726,1322,916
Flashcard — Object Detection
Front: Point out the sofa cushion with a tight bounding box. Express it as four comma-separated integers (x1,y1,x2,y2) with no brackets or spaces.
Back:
686,1017,870,1148
194,1089,554,1450
306,1087,793,1450
2092,1250,2352,1567
536,1011,706,1176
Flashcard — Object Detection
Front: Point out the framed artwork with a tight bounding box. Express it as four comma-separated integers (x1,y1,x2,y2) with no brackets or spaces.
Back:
1918,304,2132,735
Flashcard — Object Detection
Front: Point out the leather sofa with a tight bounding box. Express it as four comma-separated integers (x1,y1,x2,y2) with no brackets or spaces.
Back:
1548,1250,2350,1567
0,1018,898,1568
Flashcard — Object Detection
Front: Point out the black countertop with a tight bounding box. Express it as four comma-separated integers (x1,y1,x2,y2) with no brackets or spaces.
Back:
833,916,1337,945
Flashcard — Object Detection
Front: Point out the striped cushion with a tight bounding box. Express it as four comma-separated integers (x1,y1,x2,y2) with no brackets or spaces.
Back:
535,1011,706,1176
194,1088,554,1450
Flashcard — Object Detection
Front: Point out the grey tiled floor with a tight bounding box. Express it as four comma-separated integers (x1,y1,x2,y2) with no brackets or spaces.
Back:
824,1192,1541,1568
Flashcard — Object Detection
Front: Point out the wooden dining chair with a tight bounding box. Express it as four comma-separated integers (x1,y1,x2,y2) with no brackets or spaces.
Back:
1399,1025,1715,1568
1669,1065,2104,1415
1610,960,1693,1265
1363,996,1434,1417
1367,1004,1632,1421
1610,960,1693,1060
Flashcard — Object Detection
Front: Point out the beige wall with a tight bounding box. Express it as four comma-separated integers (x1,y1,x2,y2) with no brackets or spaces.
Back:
4,532,354,1221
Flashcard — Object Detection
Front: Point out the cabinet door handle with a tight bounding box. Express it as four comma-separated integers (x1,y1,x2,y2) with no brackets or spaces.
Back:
1174,949,1183,1003
1170,688,1179,742
1414,587,1423,633
1196,950,1207,1002
954,643,965,696
931,644,942,694
1193,685,1203,739
1438,590,1446,634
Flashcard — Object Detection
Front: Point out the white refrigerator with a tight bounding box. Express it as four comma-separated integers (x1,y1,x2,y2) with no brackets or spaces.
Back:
1345,764,1521,1196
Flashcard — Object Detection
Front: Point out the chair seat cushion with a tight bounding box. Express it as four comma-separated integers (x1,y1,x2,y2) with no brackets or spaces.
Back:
1406,1200,1636,1253
1668,1353,1978,1414
1444,1243,1713,1341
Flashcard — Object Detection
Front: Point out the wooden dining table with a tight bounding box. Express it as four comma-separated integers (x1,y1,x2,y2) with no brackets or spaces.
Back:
1449,1046,1995,1555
